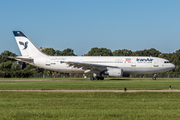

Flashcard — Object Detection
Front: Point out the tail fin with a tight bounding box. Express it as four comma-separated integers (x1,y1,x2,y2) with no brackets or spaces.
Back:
13,31,47,57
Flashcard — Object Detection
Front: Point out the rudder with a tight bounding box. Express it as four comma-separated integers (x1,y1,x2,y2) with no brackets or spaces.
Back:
13,31,47,57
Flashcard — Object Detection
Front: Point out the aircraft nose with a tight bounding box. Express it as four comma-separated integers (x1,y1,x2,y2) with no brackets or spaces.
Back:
171,63,175,69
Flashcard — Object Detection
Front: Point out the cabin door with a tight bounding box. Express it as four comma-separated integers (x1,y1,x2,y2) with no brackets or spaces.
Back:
131,58,136,67
153,59,159,67
46,57,51,66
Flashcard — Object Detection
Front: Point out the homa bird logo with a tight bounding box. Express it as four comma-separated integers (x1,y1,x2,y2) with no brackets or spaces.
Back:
19,41,28,50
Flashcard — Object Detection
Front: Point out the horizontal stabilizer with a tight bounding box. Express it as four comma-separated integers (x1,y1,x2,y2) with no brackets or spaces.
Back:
8,56,34,64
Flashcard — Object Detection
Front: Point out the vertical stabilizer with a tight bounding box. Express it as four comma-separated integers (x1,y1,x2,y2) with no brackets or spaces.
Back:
13,31,47,57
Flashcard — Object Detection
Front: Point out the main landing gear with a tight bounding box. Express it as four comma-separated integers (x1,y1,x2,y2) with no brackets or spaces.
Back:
152,73,157,80
90,73,104,80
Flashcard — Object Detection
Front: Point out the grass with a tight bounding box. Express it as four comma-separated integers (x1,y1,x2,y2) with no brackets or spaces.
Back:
0,77,87,80
0,80,180,90
0,80,180,119
0,92,180,120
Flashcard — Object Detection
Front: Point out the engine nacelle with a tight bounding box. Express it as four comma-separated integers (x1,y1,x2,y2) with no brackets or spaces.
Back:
104,68,123,77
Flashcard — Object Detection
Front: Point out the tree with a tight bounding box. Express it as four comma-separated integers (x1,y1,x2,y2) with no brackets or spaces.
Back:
131,48,161,57
41,48,55,56
61,48,75,56
11,63,21,71
24,64,44,74
0,51,17,63
0,61,13,71
113,49,132,56
43,69,51,76
0,71,5,77
42,48,75,56
85,47,113,56
54,50,62,56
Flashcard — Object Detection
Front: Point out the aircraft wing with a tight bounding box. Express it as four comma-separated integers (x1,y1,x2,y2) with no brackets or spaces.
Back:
64,61,119,72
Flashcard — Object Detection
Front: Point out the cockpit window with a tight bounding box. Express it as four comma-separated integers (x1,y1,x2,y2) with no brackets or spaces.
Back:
164,61,171,63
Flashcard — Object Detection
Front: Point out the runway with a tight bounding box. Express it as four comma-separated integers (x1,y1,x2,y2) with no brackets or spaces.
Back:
0,90,180,92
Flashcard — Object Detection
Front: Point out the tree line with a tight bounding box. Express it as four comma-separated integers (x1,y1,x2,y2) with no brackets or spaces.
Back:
0,47,179,78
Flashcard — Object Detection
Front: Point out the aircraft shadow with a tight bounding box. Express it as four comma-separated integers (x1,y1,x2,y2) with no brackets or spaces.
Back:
108,78,132,80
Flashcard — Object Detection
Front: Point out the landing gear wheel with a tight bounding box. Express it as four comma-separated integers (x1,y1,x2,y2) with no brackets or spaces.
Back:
95,77,99,80
90,73,104,80
152,73,157,80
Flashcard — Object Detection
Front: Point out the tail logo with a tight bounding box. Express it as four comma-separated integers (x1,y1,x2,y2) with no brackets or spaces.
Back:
19,41,28,50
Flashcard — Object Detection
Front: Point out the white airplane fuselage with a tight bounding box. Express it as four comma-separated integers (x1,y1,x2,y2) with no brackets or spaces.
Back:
33,56,175,74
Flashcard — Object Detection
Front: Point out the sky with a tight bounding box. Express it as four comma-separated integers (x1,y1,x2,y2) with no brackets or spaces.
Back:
0,0,180,56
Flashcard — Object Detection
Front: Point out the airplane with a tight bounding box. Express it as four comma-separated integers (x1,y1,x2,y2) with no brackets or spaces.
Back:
10,31,175,80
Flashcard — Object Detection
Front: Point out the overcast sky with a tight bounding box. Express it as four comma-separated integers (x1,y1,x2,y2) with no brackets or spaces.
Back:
0,0,180,56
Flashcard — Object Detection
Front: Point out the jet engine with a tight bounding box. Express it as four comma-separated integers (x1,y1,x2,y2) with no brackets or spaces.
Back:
103,68,123,77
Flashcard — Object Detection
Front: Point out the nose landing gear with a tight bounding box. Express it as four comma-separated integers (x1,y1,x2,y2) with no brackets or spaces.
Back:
152,73,157,80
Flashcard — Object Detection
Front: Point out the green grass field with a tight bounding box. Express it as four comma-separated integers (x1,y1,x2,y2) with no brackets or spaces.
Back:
0,92,180,120
0,80,180,90
0,79,180,119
